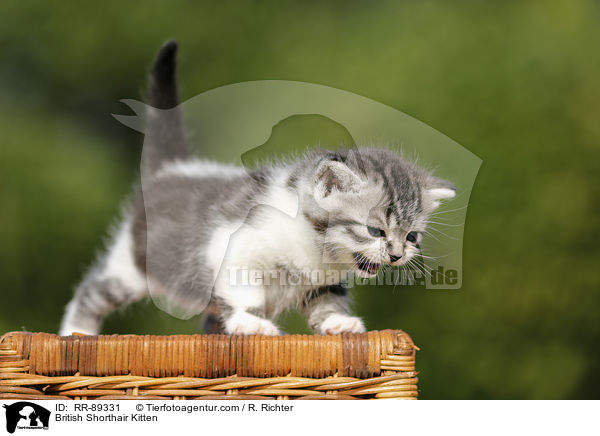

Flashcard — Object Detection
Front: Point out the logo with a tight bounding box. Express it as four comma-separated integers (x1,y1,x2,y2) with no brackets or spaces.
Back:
114,79,481,320
3,402,50,434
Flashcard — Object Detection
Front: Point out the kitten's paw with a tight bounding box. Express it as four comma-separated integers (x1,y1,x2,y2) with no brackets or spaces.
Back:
58,323,98,337
225,311,281,336
318,313,366,335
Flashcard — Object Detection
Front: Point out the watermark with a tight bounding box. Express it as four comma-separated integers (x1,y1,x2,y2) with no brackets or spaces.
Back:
226,265,459,288
115,79,480,319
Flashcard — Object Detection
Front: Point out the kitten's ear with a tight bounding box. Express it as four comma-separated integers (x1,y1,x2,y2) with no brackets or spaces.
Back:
314,160,363,198
426,177,456,208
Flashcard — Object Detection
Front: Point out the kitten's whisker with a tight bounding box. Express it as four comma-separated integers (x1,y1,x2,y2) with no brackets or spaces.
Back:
424,220,465,227
416,254,442,260
428,204,470,216
424,226,458,240
406,258,433,279
422,230,443,242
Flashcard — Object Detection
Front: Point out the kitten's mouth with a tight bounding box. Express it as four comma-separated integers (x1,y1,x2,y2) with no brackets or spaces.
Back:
353,253,380,276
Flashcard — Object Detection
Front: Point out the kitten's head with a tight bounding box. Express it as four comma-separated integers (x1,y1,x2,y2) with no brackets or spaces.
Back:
307,147,455,277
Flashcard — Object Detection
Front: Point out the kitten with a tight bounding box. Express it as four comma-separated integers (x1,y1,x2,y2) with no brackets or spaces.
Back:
58,41,455,336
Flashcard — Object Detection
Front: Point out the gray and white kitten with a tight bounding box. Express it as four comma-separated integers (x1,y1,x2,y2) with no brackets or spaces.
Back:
58,42,455,336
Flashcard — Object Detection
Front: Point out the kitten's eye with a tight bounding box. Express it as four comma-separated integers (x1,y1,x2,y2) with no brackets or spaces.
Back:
367,226,386,238
406,231,418,243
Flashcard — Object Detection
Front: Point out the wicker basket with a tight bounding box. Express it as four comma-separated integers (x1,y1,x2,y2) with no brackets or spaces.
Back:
0,330,418,400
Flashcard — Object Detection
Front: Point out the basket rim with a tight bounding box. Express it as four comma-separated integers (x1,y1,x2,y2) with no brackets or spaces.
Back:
0,329,416,380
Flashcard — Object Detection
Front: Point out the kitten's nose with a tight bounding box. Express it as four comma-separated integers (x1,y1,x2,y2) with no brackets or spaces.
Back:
389,254,402,263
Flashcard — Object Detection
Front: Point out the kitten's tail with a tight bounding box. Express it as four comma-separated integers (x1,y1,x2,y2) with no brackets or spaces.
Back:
144,40,189,174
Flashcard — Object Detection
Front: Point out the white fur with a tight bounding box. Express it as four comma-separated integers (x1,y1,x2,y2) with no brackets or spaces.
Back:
261,171,299,217
219,284,266,310
205,222,242,283
317,313,366,335
59,302,97,336
225,311,280,335
213,213,324,312
156,158,244,179
423,187,456,210
99,219,147,291
210,178,341,320
428,188,456,200
428,187,456,207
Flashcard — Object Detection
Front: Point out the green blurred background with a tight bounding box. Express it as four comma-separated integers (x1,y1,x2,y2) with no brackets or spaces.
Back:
1,1,599,399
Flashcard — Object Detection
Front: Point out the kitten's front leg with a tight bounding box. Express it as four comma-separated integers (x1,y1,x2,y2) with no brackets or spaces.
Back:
224,310,280,336
214,284,280,335
301,285,366,335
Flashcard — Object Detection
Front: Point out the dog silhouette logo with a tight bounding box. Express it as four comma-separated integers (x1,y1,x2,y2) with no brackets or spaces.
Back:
3,402,50,433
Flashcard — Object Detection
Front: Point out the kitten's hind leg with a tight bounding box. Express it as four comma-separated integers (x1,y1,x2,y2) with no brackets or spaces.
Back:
59,275,146,336
59,219,148,336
